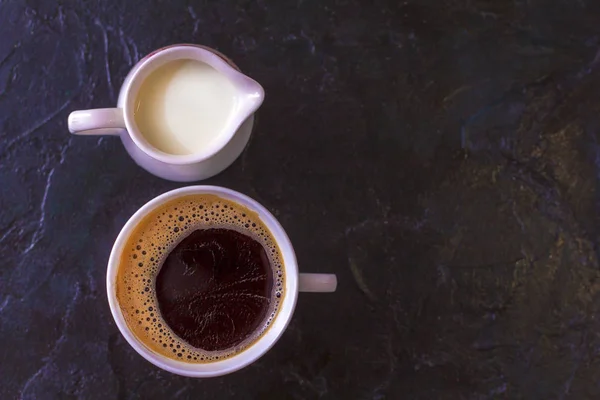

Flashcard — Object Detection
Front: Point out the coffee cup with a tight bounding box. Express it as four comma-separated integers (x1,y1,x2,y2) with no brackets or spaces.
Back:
68,45,264,182
107,186,337,377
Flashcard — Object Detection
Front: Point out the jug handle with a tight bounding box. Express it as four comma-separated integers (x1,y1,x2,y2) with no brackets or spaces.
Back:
68,108,125,136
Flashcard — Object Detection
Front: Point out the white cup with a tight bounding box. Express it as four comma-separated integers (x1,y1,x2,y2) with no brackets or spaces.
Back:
68,45,264,182
107,186,337,377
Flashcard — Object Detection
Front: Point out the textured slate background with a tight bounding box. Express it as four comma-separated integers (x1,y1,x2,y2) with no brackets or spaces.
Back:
3,0,600,398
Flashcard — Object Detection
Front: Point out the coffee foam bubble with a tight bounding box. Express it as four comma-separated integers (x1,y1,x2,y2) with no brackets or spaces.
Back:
116,194,285,363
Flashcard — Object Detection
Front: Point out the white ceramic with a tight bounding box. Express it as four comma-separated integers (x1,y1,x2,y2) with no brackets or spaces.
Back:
67,45,264,182
106,186,337,377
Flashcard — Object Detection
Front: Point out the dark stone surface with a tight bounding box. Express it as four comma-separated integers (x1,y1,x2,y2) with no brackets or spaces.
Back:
3,0,600,398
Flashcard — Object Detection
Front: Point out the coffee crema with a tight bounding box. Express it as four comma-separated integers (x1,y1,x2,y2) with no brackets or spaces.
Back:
116,194,284,363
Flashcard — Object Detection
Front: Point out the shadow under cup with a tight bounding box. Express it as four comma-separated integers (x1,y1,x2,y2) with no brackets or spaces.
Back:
106,186,299,377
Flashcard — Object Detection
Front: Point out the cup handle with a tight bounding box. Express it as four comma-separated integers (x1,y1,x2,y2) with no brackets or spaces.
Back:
68,108,125,136
298,273,337,293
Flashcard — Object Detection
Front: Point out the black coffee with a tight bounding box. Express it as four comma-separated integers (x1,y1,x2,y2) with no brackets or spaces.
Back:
156,228,273,351
116,194,284,363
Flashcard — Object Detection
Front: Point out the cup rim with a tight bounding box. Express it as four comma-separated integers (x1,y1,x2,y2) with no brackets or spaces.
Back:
106,186,299,377
121,45,264,166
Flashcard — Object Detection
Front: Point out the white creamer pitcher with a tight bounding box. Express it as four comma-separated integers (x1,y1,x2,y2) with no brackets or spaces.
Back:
68,45,264,182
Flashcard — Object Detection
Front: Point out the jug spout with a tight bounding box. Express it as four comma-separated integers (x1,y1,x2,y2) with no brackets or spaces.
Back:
180,45,264,132
233,75,265,125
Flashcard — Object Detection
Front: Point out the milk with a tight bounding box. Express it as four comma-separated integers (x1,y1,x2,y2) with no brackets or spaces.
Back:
134,59,238,155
